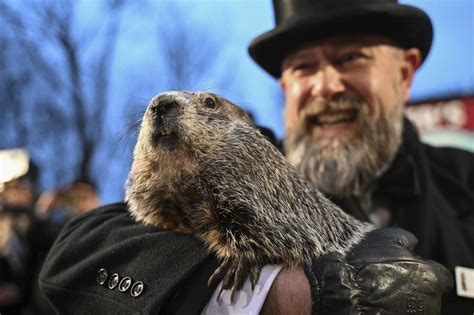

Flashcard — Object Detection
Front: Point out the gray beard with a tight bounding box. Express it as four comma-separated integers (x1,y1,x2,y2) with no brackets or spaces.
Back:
284,97,404,198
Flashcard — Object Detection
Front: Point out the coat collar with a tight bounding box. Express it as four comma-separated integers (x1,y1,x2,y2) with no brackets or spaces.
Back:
372,117,423,197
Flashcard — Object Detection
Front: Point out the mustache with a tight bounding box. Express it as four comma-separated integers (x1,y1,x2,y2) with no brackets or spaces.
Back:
296,95,367,134
299,94,364,117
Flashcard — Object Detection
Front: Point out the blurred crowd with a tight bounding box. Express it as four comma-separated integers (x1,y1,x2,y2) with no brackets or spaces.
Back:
0,148,99,315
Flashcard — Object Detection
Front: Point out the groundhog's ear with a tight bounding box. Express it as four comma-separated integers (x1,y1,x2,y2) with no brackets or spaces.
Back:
257,126,280,148
230,103,255,126
239,109,255,126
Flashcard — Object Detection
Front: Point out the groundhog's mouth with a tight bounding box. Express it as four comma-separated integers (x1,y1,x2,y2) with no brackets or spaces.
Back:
151,121,179,148
152,132,179,148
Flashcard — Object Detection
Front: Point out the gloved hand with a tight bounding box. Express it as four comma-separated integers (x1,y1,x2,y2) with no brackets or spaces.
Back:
304,227,453,314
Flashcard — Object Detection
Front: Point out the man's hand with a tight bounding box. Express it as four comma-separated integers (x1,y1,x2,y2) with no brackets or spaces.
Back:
305,227,453,314
260,268,311,314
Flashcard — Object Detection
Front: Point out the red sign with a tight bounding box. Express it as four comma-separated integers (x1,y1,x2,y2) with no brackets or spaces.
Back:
406,96,474,132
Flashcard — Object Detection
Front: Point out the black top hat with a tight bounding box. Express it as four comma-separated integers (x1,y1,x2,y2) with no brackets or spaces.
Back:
248,0,433,78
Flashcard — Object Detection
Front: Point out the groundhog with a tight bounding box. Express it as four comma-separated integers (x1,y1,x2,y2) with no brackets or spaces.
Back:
125,91,374,298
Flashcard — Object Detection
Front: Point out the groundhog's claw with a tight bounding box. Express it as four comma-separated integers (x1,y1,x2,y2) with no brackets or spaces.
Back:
208,261,227,288
249,265,261,290
209,257,263,304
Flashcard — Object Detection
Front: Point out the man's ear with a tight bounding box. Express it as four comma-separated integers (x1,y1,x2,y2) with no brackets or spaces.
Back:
279,78,286,92
401,48,422,101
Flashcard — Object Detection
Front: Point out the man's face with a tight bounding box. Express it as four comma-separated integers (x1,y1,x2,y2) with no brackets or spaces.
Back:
279,35,420,197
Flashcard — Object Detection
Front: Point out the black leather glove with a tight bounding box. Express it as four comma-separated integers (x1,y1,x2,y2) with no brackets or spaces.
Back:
304,227,453,314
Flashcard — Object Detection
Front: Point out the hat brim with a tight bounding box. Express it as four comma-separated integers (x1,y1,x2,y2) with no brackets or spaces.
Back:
248,3,433,78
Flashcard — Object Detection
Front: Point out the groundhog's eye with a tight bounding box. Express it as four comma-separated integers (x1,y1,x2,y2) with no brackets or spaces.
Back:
203,97,216,109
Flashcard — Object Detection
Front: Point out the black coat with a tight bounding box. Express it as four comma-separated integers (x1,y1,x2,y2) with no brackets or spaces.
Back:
332,119,474,313
40,119,474,314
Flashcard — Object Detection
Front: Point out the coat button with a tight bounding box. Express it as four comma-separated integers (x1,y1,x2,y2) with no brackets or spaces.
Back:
97,268,109,285
108,273,120,290
119,277,132,293
130,281,144,298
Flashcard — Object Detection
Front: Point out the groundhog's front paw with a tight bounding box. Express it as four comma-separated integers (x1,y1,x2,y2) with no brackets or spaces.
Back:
208,257,262,303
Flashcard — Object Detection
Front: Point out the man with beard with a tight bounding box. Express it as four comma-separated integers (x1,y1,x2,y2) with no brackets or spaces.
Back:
39,0,469,314
247,0,474,312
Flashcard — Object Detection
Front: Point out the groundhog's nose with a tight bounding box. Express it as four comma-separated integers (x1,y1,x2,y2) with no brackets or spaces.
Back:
151,97,178,120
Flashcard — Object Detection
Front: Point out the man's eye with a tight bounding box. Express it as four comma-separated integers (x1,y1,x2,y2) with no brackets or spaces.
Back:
292,63,315,73
336,52,363,65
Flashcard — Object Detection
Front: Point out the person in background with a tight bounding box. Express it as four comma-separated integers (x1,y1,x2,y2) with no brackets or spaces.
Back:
39,0,466,313
35,179,100,225
1,148,100,314
0,149,39,314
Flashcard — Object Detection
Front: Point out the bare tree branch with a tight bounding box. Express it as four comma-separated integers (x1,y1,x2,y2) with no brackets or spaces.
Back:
155,2,226,91
0,0,128,187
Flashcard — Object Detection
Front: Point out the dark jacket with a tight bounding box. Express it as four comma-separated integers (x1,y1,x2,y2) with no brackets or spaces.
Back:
333,119,474,313
39,119,474,314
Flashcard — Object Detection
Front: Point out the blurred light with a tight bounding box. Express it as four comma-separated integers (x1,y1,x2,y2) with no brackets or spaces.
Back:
0,148,30,184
